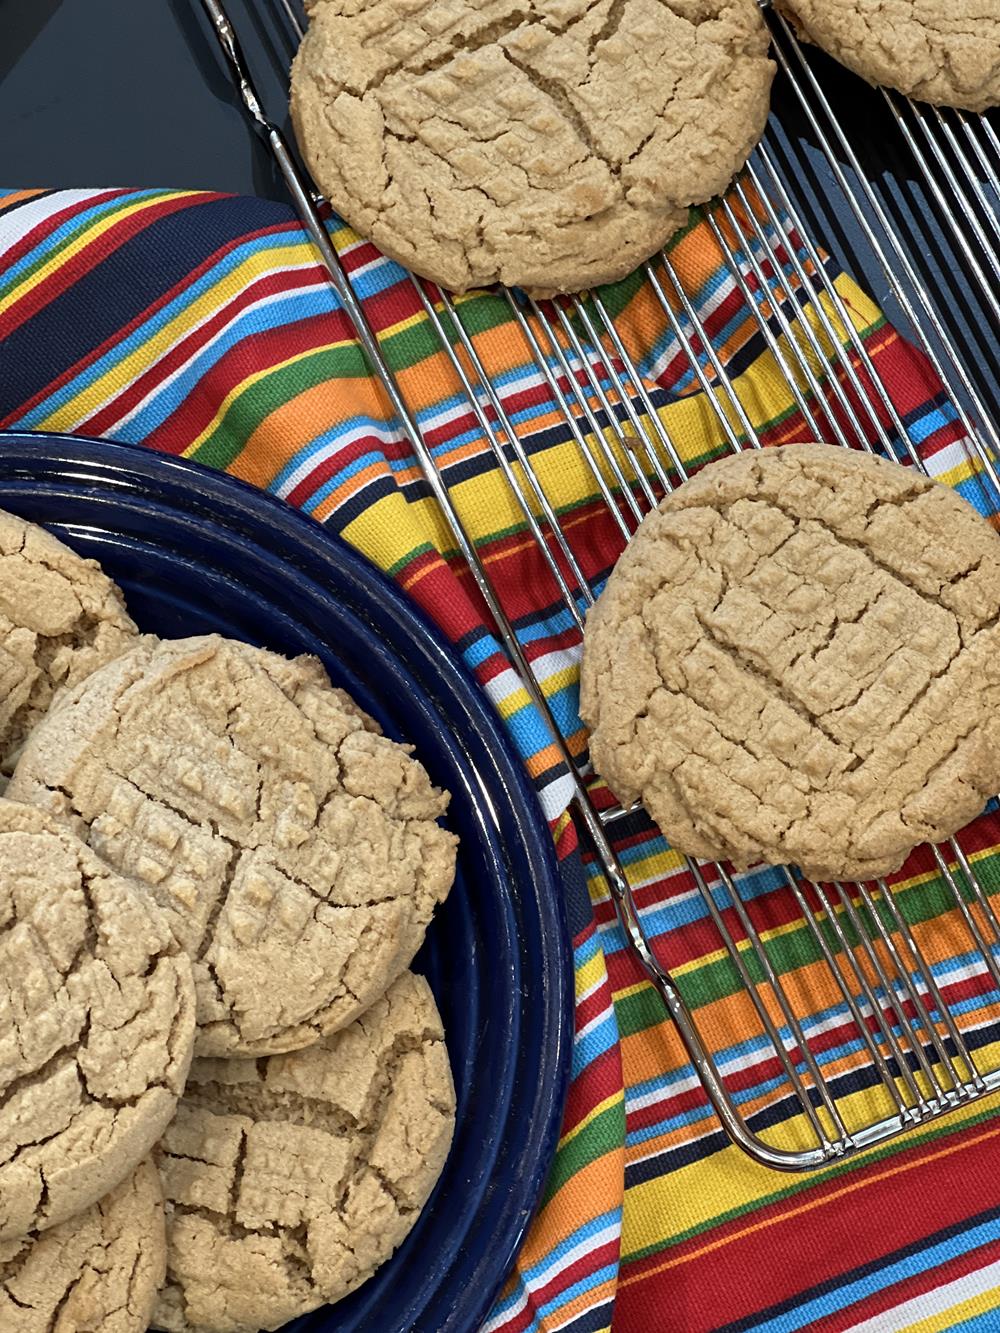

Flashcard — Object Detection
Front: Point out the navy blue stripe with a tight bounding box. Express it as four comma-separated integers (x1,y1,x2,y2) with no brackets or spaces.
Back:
715,1203,1000,1333
0,194,297,413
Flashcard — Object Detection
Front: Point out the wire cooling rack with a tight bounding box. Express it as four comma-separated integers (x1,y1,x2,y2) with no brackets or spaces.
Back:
198,0,1000,1170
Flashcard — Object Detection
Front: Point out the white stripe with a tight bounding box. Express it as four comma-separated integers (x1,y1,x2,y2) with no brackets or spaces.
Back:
480,1223,621,1331
77,272,326,435
627,1071,702,1111
529,645,582,683
529,1225,620,1291
275,421,402,499
480,1288,528,1333
645,266,739,382
480,667,528,709
840,1256,1000,1332
923,436,980,481
0,189,107,261
575,1009,612,1044
538,771,574,822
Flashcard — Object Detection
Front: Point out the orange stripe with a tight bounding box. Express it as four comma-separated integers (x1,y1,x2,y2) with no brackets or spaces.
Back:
230,375,388,489
399,556,449,592
525,742,567,780
515,1155,623,1267
0,189,47,212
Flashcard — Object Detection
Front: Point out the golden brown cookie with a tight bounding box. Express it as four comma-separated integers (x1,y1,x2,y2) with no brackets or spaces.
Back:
152,972,455,1333
0,800,195,1242
0,1160,167,1333
0,509,138,774
777,0,1000,112
8,636,458,1058
290,0,774,295
580,443,1000,882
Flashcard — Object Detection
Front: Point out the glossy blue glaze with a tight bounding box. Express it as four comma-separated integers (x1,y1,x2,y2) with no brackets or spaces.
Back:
0,432,573,1333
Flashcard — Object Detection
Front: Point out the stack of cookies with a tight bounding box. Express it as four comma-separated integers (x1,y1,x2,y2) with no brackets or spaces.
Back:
0,510,458,1333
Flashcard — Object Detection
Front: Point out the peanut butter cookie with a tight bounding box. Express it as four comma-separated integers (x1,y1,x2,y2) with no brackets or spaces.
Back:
0,510,137,774
778,0,1000,112
0,800,195,1242
290,0,774,294
580,443,1000,882
152,972,455,1333
9,636,458,1058
0,1160,167,1333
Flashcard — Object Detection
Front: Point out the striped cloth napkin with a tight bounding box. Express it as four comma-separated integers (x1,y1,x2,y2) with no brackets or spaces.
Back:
2,184,1000,1333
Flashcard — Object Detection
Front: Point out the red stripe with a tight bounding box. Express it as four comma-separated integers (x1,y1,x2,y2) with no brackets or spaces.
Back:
0,188,130,277
70,229,307,437
616,1116,1000,1332
0,217,296,430
500,1237,621,1333
0,192,217,343
143,306,358,455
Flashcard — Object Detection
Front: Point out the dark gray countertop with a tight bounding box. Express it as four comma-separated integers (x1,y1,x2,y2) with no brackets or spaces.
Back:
1,0,288,197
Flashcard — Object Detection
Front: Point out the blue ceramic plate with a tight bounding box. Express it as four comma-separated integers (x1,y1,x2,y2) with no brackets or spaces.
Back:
0,433,573,1333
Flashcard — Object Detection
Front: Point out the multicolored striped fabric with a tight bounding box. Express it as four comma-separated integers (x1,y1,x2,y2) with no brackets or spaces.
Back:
3,184,1000,1333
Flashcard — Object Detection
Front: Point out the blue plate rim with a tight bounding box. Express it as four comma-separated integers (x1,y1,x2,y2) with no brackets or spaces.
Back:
0,430,575,1333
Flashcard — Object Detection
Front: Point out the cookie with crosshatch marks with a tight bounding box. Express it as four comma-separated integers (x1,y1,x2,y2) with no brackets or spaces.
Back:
776,0,1000,112
0,1160,167,1333
151,971,455,1333
0,800,195,1244
579,442,1000,882
7,634,458,1059
0,507,139,775
289,0,774,295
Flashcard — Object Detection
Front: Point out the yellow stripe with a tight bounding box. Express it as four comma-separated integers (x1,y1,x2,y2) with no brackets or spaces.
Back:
576,952,607,1000
38,240,322,431
1,190,191,316
622,1091,1000,1259
559,1090,624,1150
896,1285,1000,1333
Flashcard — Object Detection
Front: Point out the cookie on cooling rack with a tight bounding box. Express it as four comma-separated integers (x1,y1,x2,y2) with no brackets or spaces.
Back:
579,442,1000,883
0,1160,166,1333
0,508,138,773
776,0,1000,112
289,0,774,295
152,971,455,1333
8,635,458,1059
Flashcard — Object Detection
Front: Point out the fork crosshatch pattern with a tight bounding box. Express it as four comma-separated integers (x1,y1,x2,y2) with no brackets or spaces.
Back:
3,185,1000,1332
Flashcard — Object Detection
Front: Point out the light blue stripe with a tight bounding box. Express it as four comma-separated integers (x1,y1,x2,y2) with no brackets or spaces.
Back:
2,188,166,289
15,228,310,429
573,927,604,970
485,1210,621,1321
574,1014,619,1067
742,1213,1000,1332
121,289,336,442
462,635,500,670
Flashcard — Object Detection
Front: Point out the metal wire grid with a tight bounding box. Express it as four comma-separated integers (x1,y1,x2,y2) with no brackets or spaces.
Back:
201,0,1000,1169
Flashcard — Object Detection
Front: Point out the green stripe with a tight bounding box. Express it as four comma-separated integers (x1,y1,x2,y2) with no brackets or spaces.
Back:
0,190,177,303
191,342,372,470
384,540,438,577
194,270,890,475
609,849,1000,1018
542,1098,626,1208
